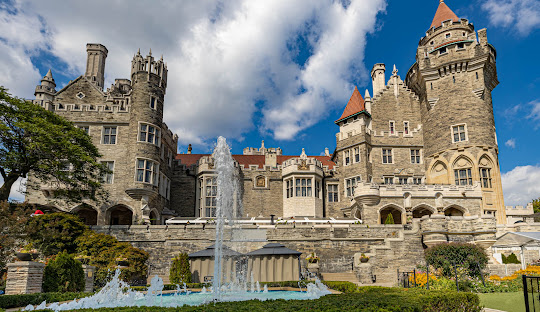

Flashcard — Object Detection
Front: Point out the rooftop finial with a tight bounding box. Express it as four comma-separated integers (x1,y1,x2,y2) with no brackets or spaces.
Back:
137,48,141,55
392,64,398,76
261,140,265,149
149,48,152,56
187,144,192,154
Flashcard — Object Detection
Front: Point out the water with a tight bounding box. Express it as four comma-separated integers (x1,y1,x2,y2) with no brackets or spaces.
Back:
24,137,330,311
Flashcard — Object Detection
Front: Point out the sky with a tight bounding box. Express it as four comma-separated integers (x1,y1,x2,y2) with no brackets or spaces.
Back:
0,0,539,206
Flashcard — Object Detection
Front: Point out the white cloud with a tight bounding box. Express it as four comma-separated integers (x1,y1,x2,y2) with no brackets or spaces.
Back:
502,165,540,206
505,138,516,148
482,0,540,35
528,99,540,124
0,0,386,147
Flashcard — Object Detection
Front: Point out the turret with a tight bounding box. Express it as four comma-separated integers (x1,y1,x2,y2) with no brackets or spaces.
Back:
371,63,385,96
131,49,168,92
34,69,56,110
85,43,108,90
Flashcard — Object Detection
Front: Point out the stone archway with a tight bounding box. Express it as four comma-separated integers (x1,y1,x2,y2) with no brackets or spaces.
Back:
72,204,99,225
149,209,160,225
444,206,464,216
380,206,403,224
412,205,435,219
107,205,133,225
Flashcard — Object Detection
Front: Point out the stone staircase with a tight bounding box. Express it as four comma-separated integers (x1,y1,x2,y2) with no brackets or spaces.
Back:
321,271,360,285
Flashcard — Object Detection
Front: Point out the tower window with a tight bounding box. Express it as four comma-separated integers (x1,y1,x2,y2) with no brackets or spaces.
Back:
315,180,321,198
100,161,114,184
430,41,434,45
404,121,410,134
136,158,158,185
410,149,421,164
480,168,492,188
204,176,217,217
452,124,467,143
344,150,350,166
445,33,451,38
476,72,479,80
354,147,360,163
454,168,472,186
150,96,157,110
457,42,464,49
462,32,466,36
102,126,117,144
389,121,395,135
139,122,161,145
382,148,393,164
453,76,456,83
430,83,433,90
439,47,447,55
286,179,293,198
295,178,312,197
345,176,361,197
327,184,338,202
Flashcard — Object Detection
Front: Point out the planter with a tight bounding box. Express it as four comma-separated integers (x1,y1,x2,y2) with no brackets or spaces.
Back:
360,257,369,263
307,262,319,270
16,253,32,261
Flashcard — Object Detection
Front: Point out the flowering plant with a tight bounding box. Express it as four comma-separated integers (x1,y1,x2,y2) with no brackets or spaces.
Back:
306,252,319,263
18,243,38,254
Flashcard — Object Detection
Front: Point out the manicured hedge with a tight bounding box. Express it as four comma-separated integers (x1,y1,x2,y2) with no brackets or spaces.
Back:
0,292,92,309
26,288,481,312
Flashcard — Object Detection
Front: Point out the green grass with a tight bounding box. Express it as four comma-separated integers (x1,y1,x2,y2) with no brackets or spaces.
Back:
478,292,524,312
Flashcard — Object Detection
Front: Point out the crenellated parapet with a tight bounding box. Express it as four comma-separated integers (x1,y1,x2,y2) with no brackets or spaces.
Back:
420,214,496,248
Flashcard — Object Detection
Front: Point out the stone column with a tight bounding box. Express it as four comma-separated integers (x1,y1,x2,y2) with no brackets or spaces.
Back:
5,261,45,295
82,265,96,293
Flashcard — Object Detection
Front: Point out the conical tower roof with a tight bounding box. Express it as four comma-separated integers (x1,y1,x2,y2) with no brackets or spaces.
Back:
430,0,460,29
335,86,365,123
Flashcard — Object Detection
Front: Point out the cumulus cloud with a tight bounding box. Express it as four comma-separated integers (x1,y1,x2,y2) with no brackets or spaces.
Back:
505,138,516,148
0,0,386,148
482,0,540,35
528,99,540,124
502,165,540,206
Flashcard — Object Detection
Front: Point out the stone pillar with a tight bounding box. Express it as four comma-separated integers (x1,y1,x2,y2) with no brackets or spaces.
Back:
82,265,96,293
5,261,45,295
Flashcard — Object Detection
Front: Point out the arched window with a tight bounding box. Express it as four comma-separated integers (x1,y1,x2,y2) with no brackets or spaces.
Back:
380,206,403,224
453,157,473,186
478,156,493,189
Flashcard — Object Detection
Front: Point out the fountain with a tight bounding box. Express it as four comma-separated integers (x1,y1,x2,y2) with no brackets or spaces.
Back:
23,137,330,311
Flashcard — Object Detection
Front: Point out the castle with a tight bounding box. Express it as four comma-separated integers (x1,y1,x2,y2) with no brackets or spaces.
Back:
25,1,532,284
26,1,506,227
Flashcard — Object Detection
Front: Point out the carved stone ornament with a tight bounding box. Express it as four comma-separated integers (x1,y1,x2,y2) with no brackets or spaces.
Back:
434,163,446,172
298,160,309,170
256,176,266,187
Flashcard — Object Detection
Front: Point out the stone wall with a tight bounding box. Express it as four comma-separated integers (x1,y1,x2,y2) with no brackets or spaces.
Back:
5,262,45,295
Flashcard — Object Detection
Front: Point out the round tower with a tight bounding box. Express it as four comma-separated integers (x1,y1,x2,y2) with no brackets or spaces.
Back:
34,69,56,109
405,0,505,223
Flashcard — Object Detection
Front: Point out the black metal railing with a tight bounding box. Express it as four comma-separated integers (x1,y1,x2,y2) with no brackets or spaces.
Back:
398,269,417,288
523,275,540,312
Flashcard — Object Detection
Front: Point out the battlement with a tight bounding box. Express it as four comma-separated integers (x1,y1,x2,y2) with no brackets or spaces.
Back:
505,203,534,216
243,141,282,155
131,49,168,89
421,18,474,45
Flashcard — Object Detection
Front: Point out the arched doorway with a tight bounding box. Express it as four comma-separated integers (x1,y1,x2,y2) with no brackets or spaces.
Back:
444,206,464,216
412,206,434,219
73,205,98,225
149,210,160,225
108,205,133,225
380,206,403,224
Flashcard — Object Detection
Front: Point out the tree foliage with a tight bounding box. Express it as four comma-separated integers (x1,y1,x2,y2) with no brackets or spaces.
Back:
0,202,32,273
533,198,540,214
75,231,149,288
424,242,488,278
384,213,395,224
0,86,108,203
169,253,192,284
502,253,520,264
26,212,88,256
42,251,85,293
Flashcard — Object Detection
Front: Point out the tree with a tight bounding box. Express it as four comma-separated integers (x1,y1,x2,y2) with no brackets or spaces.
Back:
169,253,192,284
42,251,85,293
533,198,540,214
0,86,108,203
424,242,488,278
0,202,32,273
384,213,395,224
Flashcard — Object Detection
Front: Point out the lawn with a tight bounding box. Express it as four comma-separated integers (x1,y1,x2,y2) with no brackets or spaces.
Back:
478,292,524,312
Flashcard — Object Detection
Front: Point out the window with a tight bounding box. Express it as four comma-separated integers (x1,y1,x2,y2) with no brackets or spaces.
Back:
457,42,464,49
384,177,394,185
454,168,472,186
445,33,451,38
139,123,160,145
476,72,479,80
150,96,157,110
430,41,434,45
412,177,422,185
430,83,433,90
77,125,89,134
452,124,467,142
440,47,447,54
344,150,350,166
102,126,117,144
345,176,361,197
404,121,409,135
389,121,395,135
328,184,338,202
101,161,114,184
205,177,217,217
295,178,312,197
136,159,158,184
480,168,492,188
367,148,371,163
410,149,421,164
286,179,293,198
167,149,173,166
397,176,408,185
354,147,360,163
382,149,393,164
453,76,456,83
315,180,321,198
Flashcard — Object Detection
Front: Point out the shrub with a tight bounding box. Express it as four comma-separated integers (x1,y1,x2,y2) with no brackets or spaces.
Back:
0,292,92,309
384,213,395,224
26,212,87,256
169,253,192,284
75,231,148,288
42,251,85,293
424,242,488,278
502,253,520,264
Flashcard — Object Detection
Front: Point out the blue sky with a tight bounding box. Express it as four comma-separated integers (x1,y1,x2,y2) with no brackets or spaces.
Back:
0,0,539,205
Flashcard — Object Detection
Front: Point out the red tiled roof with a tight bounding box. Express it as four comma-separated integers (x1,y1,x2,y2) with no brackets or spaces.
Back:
176,154,335,169
430,1,460,29
335,86,365,123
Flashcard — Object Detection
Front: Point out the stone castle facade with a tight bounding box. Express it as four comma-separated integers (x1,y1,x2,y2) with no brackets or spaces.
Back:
26,1,506,227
